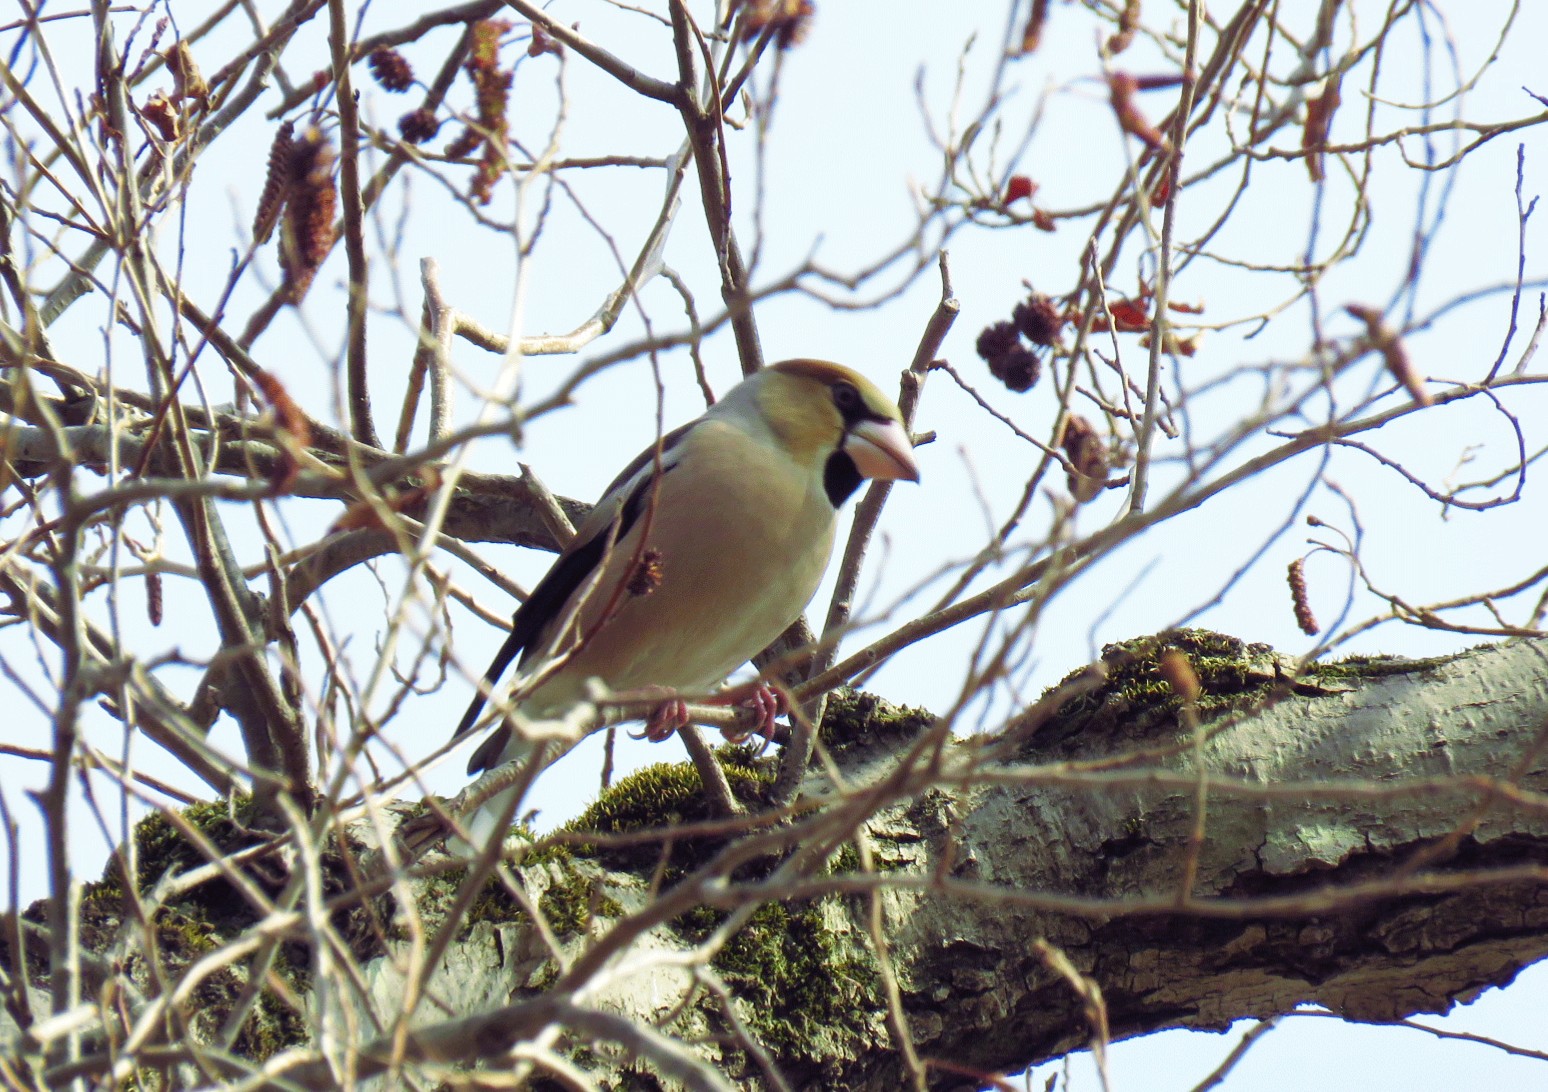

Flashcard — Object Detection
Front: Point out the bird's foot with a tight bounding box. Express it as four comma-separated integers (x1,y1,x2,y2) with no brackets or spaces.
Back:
631,694,691,743
625,683,785,744
715,682,786,744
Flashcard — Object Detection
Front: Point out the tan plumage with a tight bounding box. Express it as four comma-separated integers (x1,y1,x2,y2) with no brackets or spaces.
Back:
450,359,918,846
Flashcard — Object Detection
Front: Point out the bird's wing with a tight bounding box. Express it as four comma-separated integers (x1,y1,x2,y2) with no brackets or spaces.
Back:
451,420,696,764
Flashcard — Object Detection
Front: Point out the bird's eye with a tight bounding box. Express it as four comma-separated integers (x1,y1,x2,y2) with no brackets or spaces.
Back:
832,382,861,413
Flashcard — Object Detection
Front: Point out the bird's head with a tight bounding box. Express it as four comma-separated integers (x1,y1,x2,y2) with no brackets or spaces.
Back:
747,359,920,506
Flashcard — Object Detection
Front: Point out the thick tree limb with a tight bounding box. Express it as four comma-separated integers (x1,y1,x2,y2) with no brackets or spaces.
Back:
347,639,1548,1086
14,639,1543,1087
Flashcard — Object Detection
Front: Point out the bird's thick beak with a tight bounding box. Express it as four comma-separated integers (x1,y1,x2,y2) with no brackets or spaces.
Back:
844,418,920,483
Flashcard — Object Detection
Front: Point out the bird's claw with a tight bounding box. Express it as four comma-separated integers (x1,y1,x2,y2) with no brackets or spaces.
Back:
627,685,784,744
721,683,785,744
633,696,691,742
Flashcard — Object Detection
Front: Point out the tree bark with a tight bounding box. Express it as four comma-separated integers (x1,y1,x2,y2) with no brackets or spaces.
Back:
9,637,1548,1090
343,636,1548,1088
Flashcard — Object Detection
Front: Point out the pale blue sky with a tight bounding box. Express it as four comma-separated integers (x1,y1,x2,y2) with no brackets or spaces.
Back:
3,1,1547,1086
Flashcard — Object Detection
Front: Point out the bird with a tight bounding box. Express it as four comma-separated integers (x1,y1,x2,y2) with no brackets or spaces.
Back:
446,359,919,848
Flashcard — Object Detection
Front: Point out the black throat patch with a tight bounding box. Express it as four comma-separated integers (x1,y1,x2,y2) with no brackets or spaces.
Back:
824,449,863,507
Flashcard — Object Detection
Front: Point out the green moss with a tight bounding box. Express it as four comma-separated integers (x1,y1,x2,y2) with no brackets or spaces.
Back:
560,754,775,875
470,696,927,1066
529,960,561,993
538,872,625,936
228,947,310,1063
819,686,934,750
676,899,882,1059
128,797,265,892
26,798,263,941
444,752,783,937
409,831,627,942
407,865,508,938
232,991,309,1063
1038,629,1289,742
568,757,773,836
829,843,861,874
1317,651,1454,678
9,797,329,1071
398,866,455,937
519,833,575,869
1032,628,1462,753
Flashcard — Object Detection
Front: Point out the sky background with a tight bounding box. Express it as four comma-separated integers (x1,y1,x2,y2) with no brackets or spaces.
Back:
4,0,1548,1086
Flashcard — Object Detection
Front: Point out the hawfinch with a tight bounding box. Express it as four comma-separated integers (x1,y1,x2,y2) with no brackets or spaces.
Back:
449,359,918,841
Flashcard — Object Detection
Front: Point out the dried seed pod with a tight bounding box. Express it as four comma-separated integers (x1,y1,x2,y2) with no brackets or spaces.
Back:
252,120,294,245
1106,0,1140,55
251,369,313,491
1158,648,1199,703
975,320,1042,393
1101,297,1152,333
1346,303,1431,407
465,19,515,204
743,0,816,50
1061,414,1110,503
368,47,414,92
252,369,313,451
140,92,179,142
1303,75,1342,182
279,125,338,302
1287,558,1319,636
1107,71,1168,152
989,344,1042,393
975,320,1021,362
166,41,207,105
443,125,481,161
397,107,440,144
1013,293,1064,346
1017,0,1049,54
146,571,163,627
1003,174,1037,205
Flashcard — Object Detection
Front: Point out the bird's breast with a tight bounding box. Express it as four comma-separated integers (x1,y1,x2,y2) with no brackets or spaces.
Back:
523,420,836,711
